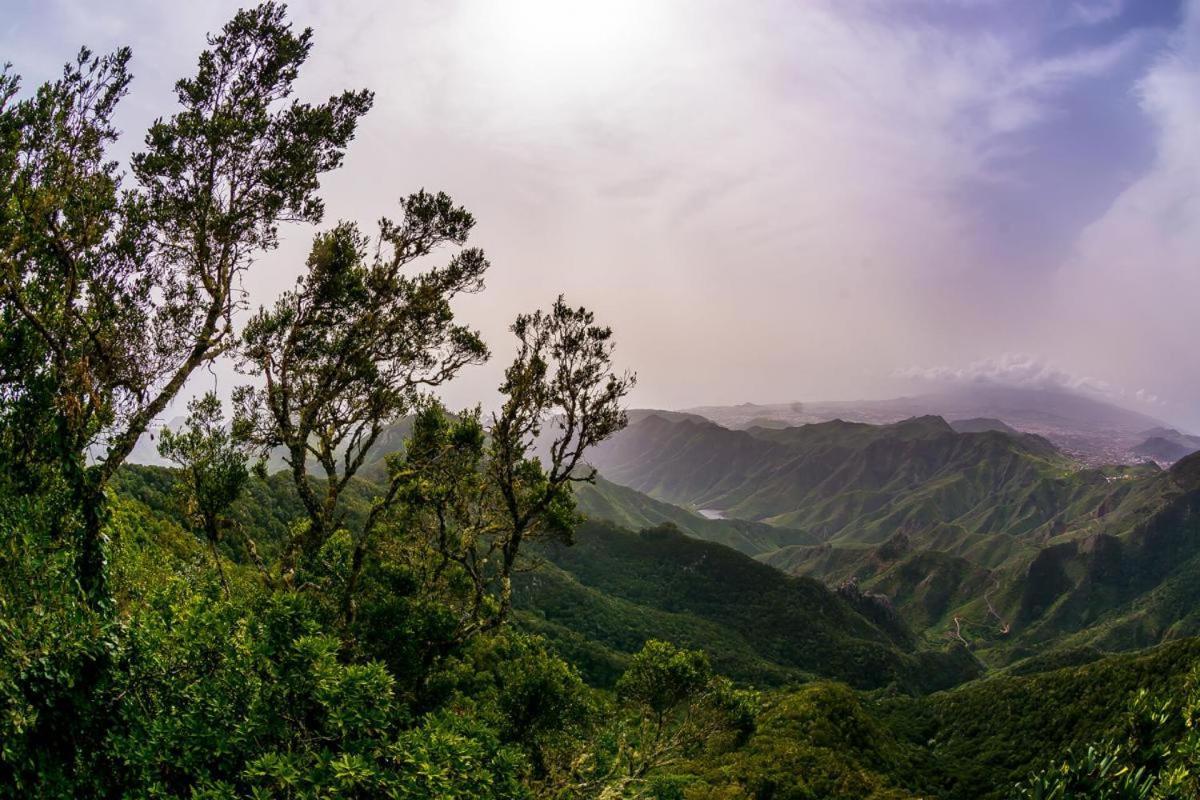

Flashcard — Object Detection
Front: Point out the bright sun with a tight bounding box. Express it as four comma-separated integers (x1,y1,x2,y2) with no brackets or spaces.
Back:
459,0,668,105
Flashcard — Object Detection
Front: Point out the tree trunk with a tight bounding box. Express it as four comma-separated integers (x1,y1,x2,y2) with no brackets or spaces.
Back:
71,466,110,610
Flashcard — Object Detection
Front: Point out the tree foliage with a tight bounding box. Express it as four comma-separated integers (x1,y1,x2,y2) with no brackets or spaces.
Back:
0,1,371,603
157,392,256,590
234,192,489,585
488,296,635,621
1011,672,1200,800
0,8,655,797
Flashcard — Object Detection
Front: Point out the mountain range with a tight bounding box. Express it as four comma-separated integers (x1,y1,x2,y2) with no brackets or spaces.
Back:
686,385,1180,465
582,408,1200,667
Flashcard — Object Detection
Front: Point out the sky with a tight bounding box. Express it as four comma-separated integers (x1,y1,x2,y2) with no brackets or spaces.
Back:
2,0,1199,427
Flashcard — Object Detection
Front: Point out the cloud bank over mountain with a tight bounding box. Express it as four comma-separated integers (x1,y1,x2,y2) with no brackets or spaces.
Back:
896,354,1162,408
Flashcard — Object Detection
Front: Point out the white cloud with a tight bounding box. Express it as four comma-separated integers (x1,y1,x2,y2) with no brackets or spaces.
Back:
0,1,1172,414
896,353,1150,402
1045,0,1200,422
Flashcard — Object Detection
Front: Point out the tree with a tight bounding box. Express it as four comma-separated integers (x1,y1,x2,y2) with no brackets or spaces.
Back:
554,640,756,799
233,191,489,608
0,2,372,604
487,297,635,623
157,392,254,592
389,298,634,638
388,403,496,634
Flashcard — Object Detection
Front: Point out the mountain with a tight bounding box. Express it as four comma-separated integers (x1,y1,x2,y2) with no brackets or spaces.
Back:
516,520,980,692
950,417,1019,435
588,411,1086,546
109,459,1200,798
1133,436,1196,463
767,455,1200,666
113,462,974,694
117,403,1200,687
686,385,1172,465
586,411,1200,667
106,412,1200,797
1131,427,1200,464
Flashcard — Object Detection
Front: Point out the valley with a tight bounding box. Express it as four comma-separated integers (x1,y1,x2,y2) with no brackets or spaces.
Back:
101,389,1200,797
582,405,1200,671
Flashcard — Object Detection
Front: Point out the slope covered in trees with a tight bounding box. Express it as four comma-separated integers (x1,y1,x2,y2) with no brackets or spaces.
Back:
518,520,979,692
676,637,1200,800
586,411,1200,669
588,413,1091,542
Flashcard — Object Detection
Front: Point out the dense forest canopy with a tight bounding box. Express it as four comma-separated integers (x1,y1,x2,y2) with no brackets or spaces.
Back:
1,4,1198,799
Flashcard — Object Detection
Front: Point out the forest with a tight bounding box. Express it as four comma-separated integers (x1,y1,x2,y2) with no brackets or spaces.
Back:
2,5,1199,799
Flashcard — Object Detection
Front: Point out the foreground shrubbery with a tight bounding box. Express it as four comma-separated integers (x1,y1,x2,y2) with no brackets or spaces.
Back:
1,492,756,798
1011,669,1200,800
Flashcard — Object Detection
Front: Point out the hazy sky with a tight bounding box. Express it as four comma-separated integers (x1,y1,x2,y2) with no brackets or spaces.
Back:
3,0,1199,426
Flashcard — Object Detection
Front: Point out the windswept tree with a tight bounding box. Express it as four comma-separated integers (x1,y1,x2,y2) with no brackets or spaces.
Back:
390,297,635,636
157,392,254,592
233,191,489,596
0,2,372,603
488,297,635,622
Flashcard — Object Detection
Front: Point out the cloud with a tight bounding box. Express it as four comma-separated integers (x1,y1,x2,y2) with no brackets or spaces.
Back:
242,0,1157,410
1043,0,1200,421
895,354,1159,404
0,1,1184,418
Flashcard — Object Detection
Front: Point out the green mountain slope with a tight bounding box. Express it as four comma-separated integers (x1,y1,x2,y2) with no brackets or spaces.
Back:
115,465,974,693
683,637,1200,800
573,475,817,555
762,455,1200,667
517,520,981,692
105,433,1200,797
590,412,1200,669
588,413,1088,545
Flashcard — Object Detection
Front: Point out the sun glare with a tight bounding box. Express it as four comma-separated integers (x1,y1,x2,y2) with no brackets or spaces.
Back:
462,0,667,103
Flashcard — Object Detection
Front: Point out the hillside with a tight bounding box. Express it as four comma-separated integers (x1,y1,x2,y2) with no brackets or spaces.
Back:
586,412,1200,668
517,520,980,692
572,475,818,555
110,415,1200,790
94,463,1200,797
114,466,973,692
681,637,1200,799
588,412,1082,544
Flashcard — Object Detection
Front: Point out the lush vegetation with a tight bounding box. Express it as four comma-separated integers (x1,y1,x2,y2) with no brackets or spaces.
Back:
590,410,1200,669
2,4,1198,799
519,520,979,692
0,8,754,797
